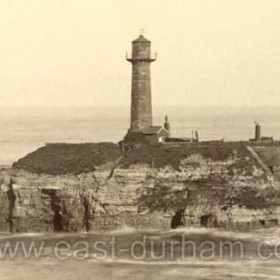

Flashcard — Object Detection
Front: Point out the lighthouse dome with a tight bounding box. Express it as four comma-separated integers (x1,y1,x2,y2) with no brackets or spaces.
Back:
132,35,150,43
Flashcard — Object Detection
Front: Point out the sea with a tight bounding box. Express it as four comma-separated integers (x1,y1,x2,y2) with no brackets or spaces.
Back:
1,228,280,279
1,106,280,279
1,106,280,165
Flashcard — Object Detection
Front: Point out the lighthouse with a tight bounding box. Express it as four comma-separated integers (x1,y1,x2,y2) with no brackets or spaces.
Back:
122,34,170,146
126,34,156,132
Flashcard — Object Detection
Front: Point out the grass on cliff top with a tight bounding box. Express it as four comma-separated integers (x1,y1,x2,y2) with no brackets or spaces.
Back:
13,141,254,175
13,142,123,175
254,146,280,166
120,142,251,170
253,146,280,180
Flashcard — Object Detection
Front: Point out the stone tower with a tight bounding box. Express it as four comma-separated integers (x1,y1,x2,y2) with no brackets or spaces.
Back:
255,122,261,141
164,115,171,136
126,35,156,132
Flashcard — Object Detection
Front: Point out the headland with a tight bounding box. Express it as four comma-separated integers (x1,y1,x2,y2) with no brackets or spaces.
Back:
0,140,278,232
0,35,279,233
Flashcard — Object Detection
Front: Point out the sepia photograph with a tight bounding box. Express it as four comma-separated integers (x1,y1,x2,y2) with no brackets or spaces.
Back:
1,0,280,279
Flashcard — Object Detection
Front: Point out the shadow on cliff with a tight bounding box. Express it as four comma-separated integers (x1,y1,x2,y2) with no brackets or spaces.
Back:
41,189,63,231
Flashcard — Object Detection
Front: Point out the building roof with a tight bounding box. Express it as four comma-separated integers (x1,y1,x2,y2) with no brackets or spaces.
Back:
124,131,145,141
143,126,168,135
133,35,150,43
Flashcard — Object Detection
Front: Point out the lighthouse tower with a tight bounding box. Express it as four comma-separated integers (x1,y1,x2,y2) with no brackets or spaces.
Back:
126,34,156,132
121,34,170,147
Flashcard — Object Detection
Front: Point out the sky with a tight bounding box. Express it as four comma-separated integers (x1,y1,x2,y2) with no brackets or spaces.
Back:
0,0,280,107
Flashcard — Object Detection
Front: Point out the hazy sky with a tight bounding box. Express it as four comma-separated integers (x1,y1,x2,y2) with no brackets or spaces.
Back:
1,0,280,107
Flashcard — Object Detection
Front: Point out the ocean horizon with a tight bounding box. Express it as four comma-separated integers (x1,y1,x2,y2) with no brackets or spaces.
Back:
1,105,280,165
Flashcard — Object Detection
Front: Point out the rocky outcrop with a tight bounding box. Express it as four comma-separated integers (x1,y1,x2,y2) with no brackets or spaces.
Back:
1,143,280,233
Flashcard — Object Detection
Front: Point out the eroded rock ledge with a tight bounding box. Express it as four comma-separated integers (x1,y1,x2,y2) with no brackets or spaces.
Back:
1,142,280,232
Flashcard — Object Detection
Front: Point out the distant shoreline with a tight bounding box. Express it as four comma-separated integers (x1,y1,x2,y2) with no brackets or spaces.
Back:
0,165,12,169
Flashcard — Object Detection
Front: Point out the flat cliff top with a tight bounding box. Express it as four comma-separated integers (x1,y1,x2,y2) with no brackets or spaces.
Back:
254,146,280,166
121,142,253,170
12,141,259,175
13,142,123,175
254,146,280,179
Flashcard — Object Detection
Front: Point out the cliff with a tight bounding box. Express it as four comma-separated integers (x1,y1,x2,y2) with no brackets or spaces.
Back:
1,142,280,232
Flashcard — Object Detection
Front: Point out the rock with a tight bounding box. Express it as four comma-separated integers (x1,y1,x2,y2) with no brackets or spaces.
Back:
1,143,280,232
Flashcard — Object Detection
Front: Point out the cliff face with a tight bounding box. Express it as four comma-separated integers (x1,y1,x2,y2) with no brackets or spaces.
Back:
1,144,280,233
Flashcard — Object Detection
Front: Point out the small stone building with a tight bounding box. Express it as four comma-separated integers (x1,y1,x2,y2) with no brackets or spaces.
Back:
143,126,169,144
121,126,170,150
